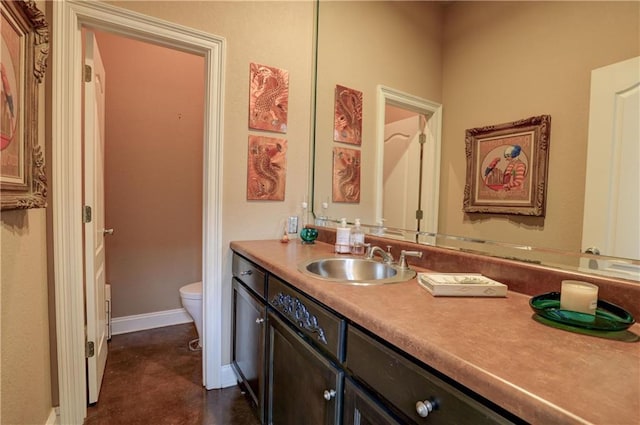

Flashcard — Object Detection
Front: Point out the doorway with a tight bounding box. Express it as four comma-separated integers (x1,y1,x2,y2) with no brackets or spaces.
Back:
375,85,442,240
51,1,225,423
86,28,206,402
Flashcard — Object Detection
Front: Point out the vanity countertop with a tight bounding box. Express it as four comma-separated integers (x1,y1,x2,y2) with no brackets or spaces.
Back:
230,239,640,425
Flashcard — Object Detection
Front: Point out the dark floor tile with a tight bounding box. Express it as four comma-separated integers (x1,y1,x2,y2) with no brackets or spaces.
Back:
85,324,259,425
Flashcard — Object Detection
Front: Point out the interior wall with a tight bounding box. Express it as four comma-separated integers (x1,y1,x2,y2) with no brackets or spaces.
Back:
105,0,315,364
1,2,52,422
440,1,640,251
0,211,52,424
95,31,205,318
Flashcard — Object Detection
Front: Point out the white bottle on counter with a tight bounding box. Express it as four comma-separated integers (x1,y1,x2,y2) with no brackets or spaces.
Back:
335,218,351,253
350,218,365,255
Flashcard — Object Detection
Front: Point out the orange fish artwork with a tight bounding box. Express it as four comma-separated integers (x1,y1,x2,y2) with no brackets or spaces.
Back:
247,135,287,201
332,147,360,203
333,85,362,145
248,63,289,134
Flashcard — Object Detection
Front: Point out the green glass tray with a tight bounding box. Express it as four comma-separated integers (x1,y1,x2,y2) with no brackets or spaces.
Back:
529,292,635,331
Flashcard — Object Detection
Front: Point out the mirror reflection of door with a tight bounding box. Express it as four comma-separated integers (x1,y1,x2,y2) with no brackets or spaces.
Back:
383,106,423,231
582,56,640,279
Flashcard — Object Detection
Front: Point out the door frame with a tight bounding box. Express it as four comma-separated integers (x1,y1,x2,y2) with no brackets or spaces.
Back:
51,1,225,423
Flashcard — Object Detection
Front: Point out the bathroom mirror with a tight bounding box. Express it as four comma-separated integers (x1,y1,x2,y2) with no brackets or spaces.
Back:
311,1,640,279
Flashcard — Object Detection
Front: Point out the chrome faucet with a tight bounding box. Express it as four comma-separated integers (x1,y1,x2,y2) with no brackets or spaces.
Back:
365,244,394,264
398,250,423,270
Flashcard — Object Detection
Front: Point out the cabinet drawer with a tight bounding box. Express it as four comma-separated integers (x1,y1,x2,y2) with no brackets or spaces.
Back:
268,275,345,362
347,326,515,425
233,253,266,300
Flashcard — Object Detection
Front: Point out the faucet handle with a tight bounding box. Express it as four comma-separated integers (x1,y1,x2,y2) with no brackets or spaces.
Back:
398,250,423,270
364,243,373,258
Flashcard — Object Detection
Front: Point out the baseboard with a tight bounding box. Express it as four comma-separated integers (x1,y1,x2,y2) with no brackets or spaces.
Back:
45,407,59,425
220,364,239,388
111,308,193,335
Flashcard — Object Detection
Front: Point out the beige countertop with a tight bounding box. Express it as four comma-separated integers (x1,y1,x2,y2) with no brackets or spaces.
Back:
230,239,640,425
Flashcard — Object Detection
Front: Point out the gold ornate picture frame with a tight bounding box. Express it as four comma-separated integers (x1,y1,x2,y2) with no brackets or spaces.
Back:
1,0,48,210
463,115,551,216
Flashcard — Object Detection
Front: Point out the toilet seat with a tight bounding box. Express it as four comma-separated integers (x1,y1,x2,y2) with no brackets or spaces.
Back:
179,281,202,300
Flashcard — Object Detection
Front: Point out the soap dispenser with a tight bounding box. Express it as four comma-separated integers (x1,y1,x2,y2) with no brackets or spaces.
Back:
335,218,351,253
350,218,365,255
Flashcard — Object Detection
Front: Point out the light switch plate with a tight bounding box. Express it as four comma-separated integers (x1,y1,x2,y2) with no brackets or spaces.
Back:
287,216,299,234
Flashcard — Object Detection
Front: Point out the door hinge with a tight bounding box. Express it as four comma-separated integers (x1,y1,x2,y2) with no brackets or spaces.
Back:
415,209,423,220
86,341,95,358
84,64,92,82
83,205,92,223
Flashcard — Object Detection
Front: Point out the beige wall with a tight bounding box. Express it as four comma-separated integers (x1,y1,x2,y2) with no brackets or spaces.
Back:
1,0,52,420
96,31,205,318
1,210,52,424
440,1,640,251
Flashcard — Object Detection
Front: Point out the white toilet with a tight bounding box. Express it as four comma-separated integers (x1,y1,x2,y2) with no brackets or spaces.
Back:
179,281,203,350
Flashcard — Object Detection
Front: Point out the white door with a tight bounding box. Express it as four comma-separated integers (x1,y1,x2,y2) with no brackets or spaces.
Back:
383,116,418,230
582,56,640,261
84,30,109,404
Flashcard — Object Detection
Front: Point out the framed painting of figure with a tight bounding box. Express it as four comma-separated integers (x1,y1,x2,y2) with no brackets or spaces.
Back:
1,0,48,210
463,115,551,216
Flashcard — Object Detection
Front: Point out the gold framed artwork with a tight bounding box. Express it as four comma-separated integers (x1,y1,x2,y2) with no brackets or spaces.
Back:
1,0,48,210
246,135,287,201
248,62,289,133
463,115,551,216
333,85,362,145
332,147,360,203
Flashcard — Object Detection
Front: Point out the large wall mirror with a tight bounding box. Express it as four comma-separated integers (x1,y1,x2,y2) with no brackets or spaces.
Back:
311,1,639,280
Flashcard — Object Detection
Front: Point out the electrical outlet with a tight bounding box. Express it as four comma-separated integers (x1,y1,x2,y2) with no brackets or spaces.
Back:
287,216,299,234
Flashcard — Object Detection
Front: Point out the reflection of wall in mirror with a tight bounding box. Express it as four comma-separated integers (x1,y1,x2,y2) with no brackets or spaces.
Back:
314,1,443,225
436,2,639,253
315,1,639,258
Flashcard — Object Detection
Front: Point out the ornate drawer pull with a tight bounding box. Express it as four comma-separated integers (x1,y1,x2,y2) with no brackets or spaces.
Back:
271,292,328,345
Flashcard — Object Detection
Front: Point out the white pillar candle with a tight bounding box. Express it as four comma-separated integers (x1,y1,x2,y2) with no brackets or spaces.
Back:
560,280,599,315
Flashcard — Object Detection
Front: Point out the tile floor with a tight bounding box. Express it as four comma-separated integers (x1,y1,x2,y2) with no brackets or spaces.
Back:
84,324,260,425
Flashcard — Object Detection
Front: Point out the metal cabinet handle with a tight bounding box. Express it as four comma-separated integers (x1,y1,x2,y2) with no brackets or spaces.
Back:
255,318,265,324
240,270,253,276
415,400,435,418
323,389,336,401
103,228,114,235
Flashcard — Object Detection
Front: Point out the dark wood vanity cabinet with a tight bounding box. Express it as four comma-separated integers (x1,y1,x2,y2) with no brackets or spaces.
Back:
232,254,267,423
231,249,521,425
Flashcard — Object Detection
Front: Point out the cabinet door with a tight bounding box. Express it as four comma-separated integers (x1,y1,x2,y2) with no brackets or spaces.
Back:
233,278,266,423
343,378,402,425
267,311,343,425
